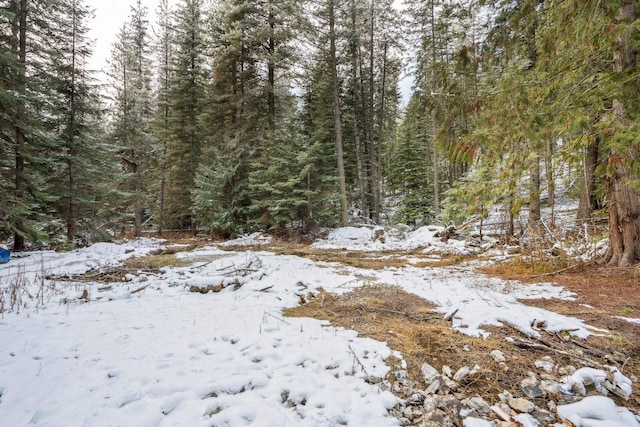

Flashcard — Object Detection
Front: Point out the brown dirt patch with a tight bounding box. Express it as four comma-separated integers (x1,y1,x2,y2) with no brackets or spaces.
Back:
480,262,640,407
284,284,640,409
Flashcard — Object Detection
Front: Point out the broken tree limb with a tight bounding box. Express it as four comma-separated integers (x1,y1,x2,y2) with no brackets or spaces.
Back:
444,308,459,322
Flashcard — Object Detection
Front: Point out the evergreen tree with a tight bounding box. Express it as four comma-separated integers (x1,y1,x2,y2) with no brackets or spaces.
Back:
194,0,307,234
165,0,206,230
388,93,434,225
152,0,175,235
107,1,155,237
48,0,112,244
0,0,60,248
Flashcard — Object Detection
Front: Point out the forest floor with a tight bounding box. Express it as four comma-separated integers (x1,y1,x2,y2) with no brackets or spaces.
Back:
2,230,639,426
262,242,640,413
130,235,640,413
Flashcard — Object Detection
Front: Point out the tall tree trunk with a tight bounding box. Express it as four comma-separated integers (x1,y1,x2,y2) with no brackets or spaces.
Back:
430,0,440,216
267,5,275,132
529,153,541,225
368,0,379,223
545,138,555,223
603,1,640,266
13,0,28,251
376,41,388,220
134,159,142,237
577,136,599,225
329,0,348,226
67,1,78,243
350,0,367,219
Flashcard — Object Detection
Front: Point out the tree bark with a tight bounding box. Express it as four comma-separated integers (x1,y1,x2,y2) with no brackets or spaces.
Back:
430,0,440,216
576,136,599,225
350,0,367,219
329,0,349,226
267,4,275,132
545,137,555,222
529,152,541,225
368,0,379,223
13,0,28,251
604,1,640,266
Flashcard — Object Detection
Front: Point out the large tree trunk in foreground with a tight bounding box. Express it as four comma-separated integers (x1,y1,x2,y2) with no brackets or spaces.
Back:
604,1,640,266
604,149,640,266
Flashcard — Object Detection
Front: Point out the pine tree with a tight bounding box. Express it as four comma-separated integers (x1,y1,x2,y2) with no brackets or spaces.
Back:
152,0,174,235
194,0,307,234
388,92,434,225
164,0,206,230
48,0,112,244
0,0,61,248
107,1,155,237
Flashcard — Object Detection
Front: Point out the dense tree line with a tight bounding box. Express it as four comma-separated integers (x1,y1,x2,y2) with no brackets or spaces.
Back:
1,0,639,266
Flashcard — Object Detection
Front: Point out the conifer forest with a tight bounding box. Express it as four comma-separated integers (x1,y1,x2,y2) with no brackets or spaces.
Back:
1,0,640,266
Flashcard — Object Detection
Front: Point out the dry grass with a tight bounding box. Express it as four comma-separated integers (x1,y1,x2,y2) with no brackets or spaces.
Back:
284,284,590,404
221,242,476,270
481,261,640,408
122,253,191,270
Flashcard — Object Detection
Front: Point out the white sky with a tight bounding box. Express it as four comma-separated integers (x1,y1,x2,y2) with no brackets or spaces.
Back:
86,0,161,75
85,0,412,101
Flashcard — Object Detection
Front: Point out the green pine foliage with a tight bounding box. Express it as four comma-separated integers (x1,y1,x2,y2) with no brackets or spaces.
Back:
388,93,434,225
163,0,207,230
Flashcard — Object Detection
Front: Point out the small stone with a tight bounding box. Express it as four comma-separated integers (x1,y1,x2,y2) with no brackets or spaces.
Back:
425,378,441,395
498,391,513,403
407,392,426,406
514,413,540,427
461,396,492,417
367,376,383,384
491,350,506,363
540,380,561,395
399,417,412,426
508,398,536,413
423,395,438,413
396,370,408,382
422,363,440,384
443,376,459,392
558,365,576,376
521,377,545,399
490,404,513,421
534,358,554,374
453,366,470,382
438,395,460,414
463,345,473,352
442,365,453,378
470,364,482,375
530,407,555,426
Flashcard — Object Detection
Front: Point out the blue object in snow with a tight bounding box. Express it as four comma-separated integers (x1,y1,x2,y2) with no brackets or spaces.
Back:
0,246,10,264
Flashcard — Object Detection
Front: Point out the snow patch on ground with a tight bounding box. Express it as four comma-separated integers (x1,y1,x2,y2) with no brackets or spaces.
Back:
555,396,640,427
0,233,629,425
616,316,640,325
312,225,448,251
0,246,399,426
217,232,272,247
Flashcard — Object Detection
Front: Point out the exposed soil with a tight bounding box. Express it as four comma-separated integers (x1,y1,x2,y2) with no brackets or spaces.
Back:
483,263,640,405
279,247,640,412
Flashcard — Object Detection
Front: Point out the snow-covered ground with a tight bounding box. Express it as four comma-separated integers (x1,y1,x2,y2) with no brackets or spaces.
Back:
0,232,636,426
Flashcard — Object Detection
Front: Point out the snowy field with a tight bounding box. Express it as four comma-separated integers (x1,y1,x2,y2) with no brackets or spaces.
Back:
0,229,637,426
